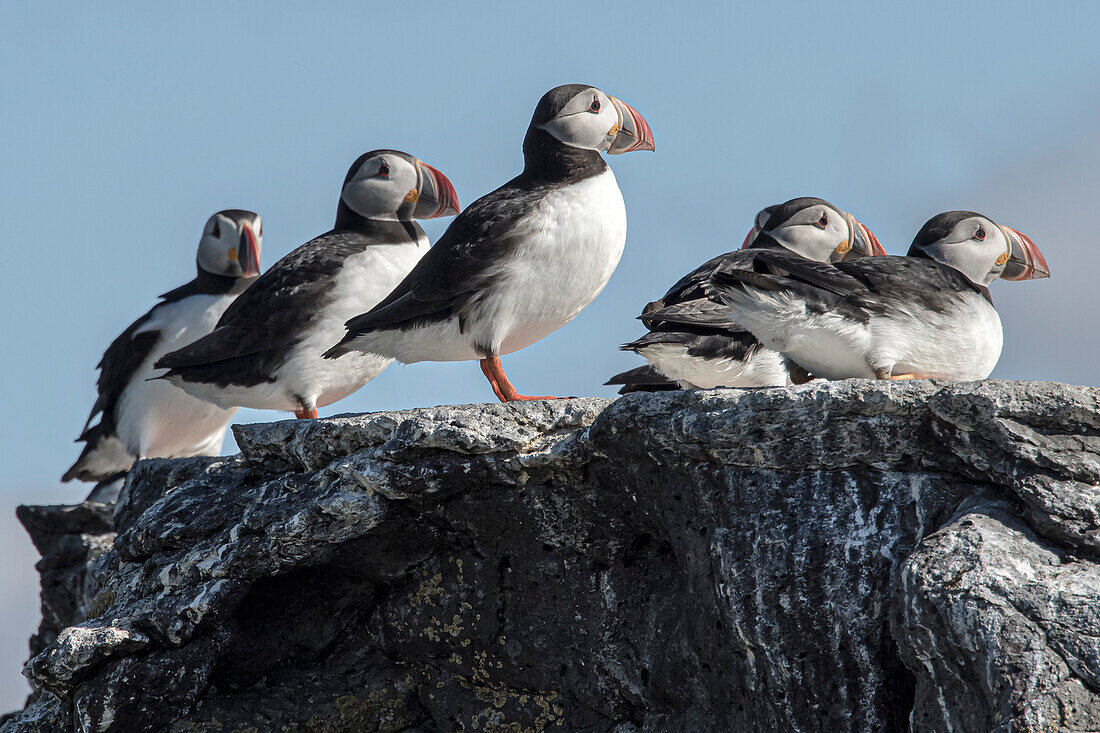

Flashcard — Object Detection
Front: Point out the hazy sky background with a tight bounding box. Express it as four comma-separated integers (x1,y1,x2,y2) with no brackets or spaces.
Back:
2,0,1098,710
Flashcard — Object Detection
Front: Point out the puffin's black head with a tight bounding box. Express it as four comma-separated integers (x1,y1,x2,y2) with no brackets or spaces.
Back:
338,149,459,224
197,209,262,279
529,84,655,155
743,197,885,262
908,211,1049,285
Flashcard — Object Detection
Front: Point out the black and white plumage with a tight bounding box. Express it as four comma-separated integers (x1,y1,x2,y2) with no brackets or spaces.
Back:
609,197,884,391
156,150,459,418
708,211,1050,381
325,85,654,402
63,210,263,483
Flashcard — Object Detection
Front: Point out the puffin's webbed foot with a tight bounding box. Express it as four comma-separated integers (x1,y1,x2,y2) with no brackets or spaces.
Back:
479,356,558,403
874,367,923,380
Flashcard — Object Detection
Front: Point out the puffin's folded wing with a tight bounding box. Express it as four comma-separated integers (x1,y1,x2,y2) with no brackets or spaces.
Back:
329,183,543,352
642,298,739,328
749,250,874,296
154,324,264,370
642,250,752,316
81,308,161,437
705,259,873,326
156,234,370,373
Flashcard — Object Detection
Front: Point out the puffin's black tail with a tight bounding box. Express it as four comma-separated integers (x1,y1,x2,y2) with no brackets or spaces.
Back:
640,299,734,328
62,420,135,483
322,339,351,360
604,365,679,395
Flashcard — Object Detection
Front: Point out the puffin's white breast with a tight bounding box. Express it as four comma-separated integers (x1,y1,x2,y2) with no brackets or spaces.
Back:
721,285,1004,381
115,293,239,457
470,168,627,357
273,237,429,408
872,292,1003,379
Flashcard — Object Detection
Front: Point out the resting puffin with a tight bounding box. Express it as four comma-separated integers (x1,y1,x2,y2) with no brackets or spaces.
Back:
607,197,884,391
155,151,459,418
324,85,654,402
708,210,1049,381
62,210,262,486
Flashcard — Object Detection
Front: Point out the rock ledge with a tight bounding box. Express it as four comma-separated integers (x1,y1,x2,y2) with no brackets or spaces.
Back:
3,381,1099,732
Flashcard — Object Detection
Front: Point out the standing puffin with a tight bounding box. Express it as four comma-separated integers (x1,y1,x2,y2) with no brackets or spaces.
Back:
607,197,884,391
324,85,654,401
63,210,262,488
155,151,459,417
708,210,1049,381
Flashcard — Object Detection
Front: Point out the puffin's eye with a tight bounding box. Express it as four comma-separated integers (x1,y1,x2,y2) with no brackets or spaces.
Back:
815,213,829,229
256,221,262,237
974,225,986,241
589,97,601,113
211,221,221,238
377,160,390,178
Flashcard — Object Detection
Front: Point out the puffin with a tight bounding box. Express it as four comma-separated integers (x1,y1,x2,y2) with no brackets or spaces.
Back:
607,197,884,391
62,209,263,488
155,151,459,418
324,84,654,402
707,210,1049,381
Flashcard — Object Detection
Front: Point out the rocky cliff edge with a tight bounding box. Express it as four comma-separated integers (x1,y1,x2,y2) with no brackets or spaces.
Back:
3,380,1099,732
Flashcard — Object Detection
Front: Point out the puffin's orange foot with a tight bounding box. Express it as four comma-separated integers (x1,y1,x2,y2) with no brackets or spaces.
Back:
294,408,319,419
479,356,559,403
874,366,925,380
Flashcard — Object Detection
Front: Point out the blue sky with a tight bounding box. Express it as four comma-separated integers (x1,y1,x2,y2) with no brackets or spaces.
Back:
2,1,1099,709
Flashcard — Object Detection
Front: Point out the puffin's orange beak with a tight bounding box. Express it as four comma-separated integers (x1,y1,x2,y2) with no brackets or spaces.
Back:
843,213,886,259
414,160,460,219
607,96,655,154
239,224,261,277
999,226,1049,280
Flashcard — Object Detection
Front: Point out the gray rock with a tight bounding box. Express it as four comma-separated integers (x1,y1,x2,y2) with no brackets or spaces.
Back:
3,380,1098,732
897,497,1100,732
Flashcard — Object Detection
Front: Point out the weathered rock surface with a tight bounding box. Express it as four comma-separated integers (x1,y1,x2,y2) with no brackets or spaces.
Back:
3,380,1098,732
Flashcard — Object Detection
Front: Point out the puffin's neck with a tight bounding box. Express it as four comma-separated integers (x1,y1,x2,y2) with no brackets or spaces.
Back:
194,267,239,292
521,126,607,184
160,268,246,301
334,204,423,243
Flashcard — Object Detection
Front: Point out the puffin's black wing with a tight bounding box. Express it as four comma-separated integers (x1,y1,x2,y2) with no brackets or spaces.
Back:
623,325,760,363
654,250,759,308
156,231,378,385
834,255,992,310
79,308,161,437
333,179,547,342
715,251,985,322
641,250,764,330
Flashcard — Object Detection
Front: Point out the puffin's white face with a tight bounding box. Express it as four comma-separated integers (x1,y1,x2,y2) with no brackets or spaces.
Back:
341,154,421,221
537,86,655,155
746,198,885,261
539,88,621,152
919,214,1007,281
910,212,1048,285
915,215,1013,286
765,203,854,262
341,152,459,221
197,210,262,278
